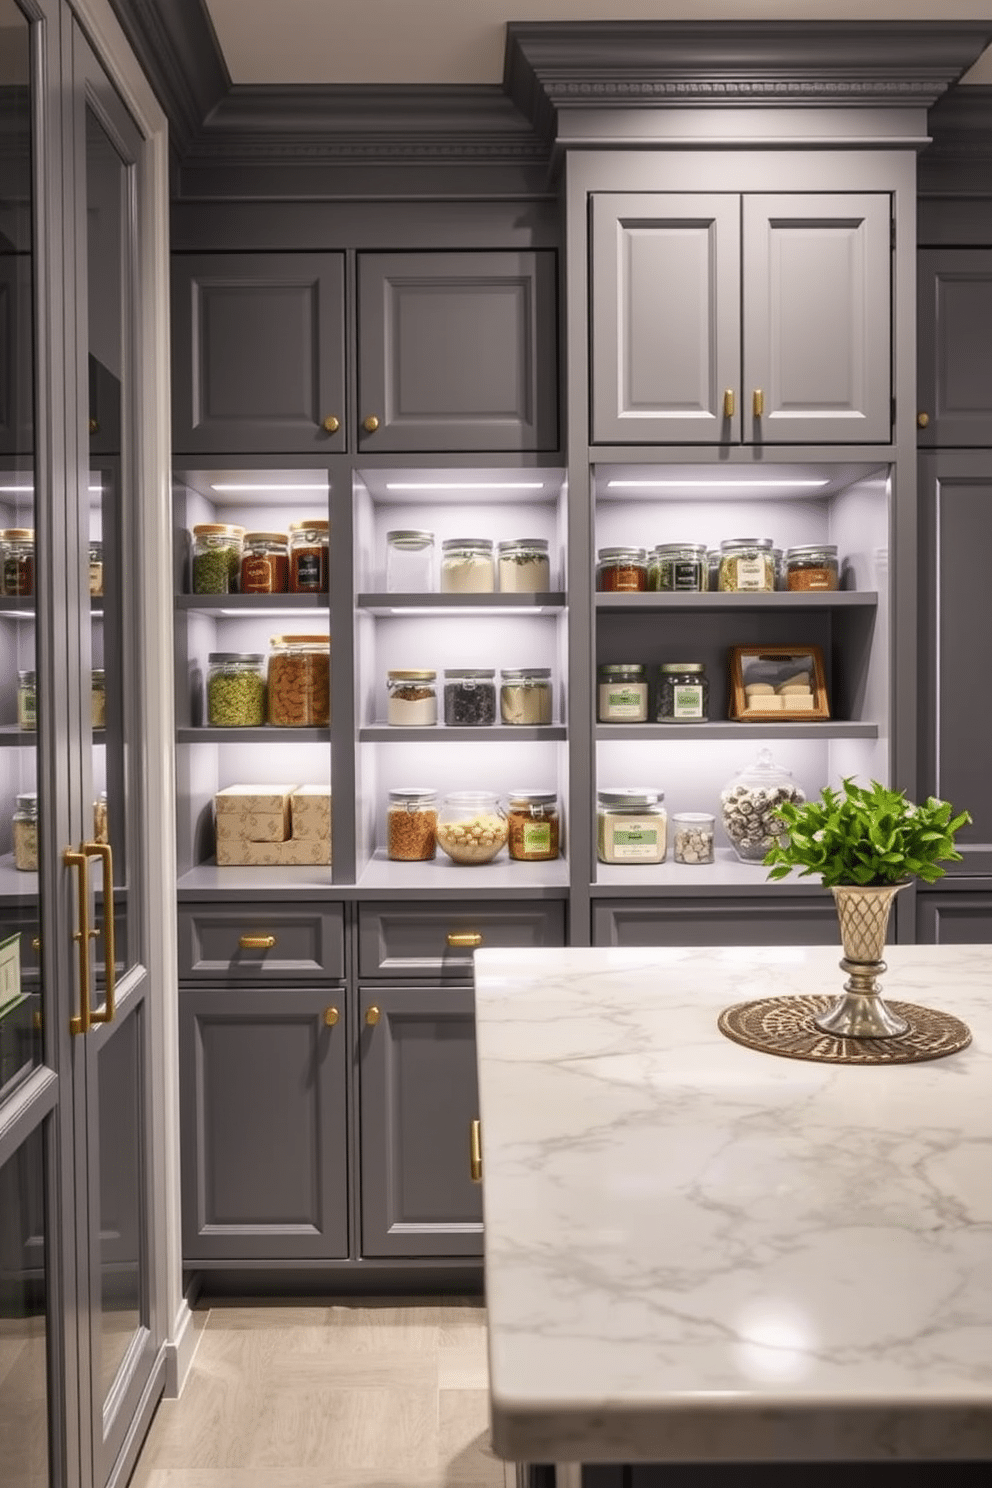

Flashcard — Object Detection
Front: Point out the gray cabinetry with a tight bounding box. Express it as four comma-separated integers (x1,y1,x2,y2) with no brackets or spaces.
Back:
593,896,838,948
917,890,992,944
917,249,992,445
0,251,33,454
358,899,567,978
178,902,345,982
590,192,891,445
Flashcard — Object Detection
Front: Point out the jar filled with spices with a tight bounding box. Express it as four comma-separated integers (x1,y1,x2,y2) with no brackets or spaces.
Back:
207,653,267,727
17,669,36,730
89,540,104,597
268,635,330,727
718,537,776,592
2,528,35,597
655,662,709,723
648,543,707,592
440,538,495,594
785,543,840,591
240,532,289,593
386,670,437,727
596,547,647,592
499,668,553,726
672,812,715,865
436,791,508,865
13,792,38,871
192,523,244,594
443,668,496,727
93,791,109,844
386,530,435,592
91,670,106,729
596,789,667,865
386,787,437,862
497,538,551,593
597,663,648,723
288,520,329,593
506,791,560,862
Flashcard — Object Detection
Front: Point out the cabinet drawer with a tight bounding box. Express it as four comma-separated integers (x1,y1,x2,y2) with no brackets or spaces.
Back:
178,903,344,981
593,896,837,949
359,900,565,978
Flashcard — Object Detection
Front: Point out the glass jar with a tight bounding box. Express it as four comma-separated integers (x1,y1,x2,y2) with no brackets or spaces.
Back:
596,789,667,864
17,669,36,730
94,791,109,845
386,670,437,727
288,519,329,593
386,530,435,592
719,748,806,864
506,791,560,862
207,653,267,727
718,537,776,593
499,668,553,726
89,540,104,597
707,548,721,592
655,662,709,723
785,543,840,592
2,528,35,597
436,791,508,865
386,787,438,862
648,543,707,592
597,664,648,723
192,523,244,594
240,532,289,593
268,635,331,727
596,547,647,592
440,538,495,594
443,668,496,727
91,670,106,729
13,792,38,872
672,812,716,865
497,538,551,593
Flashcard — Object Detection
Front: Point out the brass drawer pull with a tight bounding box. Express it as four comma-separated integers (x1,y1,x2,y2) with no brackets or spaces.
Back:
239,934,276,951
470,1119,482,1183
752,388,764,419
324,1006,339,1027
722,389,735,418
366,1005,380,1027
447,931,483,949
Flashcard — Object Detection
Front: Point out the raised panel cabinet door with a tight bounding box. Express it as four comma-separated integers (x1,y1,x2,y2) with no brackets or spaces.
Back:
171,252,346,453
179,987,349,1261
592,896,838,948
359,986,483,1258
917,249,992,447
917,892,992,944
357,250,558,452
742,194,891,444
590,193,741,445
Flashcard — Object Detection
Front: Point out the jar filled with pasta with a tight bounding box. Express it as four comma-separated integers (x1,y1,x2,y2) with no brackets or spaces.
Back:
268,635,330,726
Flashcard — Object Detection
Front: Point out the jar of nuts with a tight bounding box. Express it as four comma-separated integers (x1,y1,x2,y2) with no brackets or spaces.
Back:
386,788,437,861
436,791,508,865
719,749,805,863
268,635,330,727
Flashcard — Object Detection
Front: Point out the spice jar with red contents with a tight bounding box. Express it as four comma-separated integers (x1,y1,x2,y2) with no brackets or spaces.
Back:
596,547,647,592
240,532,289,593
288,520,329,593
2,529,35,597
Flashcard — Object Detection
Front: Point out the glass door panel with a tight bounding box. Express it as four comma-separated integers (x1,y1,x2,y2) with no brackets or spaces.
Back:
0,1124,49,1488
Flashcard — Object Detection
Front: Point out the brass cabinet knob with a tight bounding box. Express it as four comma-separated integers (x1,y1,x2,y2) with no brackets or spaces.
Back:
470,1119,482,1183
89,418,99,435
31,937,41,952
239,934,276,950
322,415,340,434
723,389,735,418
917,412,930,428
752,389,764,418
324,1006,339,1027
362,415,380,434
447,931,483,949
365,1005,380,1026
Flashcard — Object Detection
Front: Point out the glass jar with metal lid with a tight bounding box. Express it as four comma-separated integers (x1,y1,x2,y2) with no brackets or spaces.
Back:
655,662,709,723
240,532,289,593
191,523,244,594
443,668,496,726
2,528,35,596
648,543,707,592
785,543,840,591
596,789,667,864
597,663,648,723
13,791,38,871
596,547,647,592
436,791,508,864
207,653,267,727
268,635,330,726
506,790,560,862
718,537,776,592
386,787,438,862
386,530,435,592
288,520,329,593
499,668,553,726
440,538,495,594
386,670,437,727
91,670,106,729
497,538,551,593
89,540,104,596
17,669,36,730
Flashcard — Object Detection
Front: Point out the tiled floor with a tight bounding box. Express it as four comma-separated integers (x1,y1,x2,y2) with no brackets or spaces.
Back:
129,1299,510,1488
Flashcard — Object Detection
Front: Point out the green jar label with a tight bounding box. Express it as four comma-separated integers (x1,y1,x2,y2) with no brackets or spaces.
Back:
523,822,551,853
673,684,704,718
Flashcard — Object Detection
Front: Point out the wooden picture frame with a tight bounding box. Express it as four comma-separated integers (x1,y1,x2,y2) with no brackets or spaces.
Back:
729,645,830,721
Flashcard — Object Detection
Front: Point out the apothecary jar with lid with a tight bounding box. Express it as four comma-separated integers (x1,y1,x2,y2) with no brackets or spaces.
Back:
386,530,435,592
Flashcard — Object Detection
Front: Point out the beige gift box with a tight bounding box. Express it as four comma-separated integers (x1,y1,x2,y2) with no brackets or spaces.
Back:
216,836,331,867
214,784,297,843
290,785,332,841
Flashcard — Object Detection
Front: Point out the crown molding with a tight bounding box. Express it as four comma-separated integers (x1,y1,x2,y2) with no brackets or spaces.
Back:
105,0,228,157
920,84,992,196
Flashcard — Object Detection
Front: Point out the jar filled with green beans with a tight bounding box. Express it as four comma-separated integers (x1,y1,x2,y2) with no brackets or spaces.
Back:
192,524,245,594
206,652,266,727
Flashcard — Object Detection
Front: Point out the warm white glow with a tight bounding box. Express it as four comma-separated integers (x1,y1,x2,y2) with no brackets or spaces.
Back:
210,482,328,493
384,481,545,491
0,485,33,494
606,480,829,490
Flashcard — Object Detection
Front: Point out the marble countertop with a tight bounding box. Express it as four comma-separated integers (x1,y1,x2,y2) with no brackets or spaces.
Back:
473,943,992,1465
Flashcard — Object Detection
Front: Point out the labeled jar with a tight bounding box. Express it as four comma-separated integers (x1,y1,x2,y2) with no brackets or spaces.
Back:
506,791,560,862
207,653,267,727
240,532,289,593
94,791,109,845
192,523,244,594
648,543,707,592
13,791,38,871
672,812,715,865
500,668,553,726
2,528,35,597
268,635,330,727
720,748,806,864
17,669,36,730
443,668,496,727
387,670,437,727
89,540,104,597
436,791,508,865
655,662,709,723
785,543,840,592
440,538,495,594
288,520,329,593
498,538,551,593
91,670,106,729
386,787,437,862
596,547,647,592
597,664,648,723
718,538,776,593
386,530,435,592
596,789,667,864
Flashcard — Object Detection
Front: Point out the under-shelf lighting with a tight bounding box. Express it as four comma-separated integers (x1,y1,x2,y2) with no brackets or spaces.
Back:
605,479,829,489
0,484,102,493
384,481,545,491
210,482,328,493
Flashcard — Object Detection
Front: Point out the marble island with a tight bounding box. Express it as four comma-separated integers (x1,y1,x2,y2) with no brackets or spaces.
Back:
473,944,992,1478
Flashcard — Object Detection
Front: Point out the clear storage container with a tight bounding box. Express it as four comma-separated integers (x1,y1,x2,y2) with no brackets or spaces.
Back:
13,792,38,871
785,543,840,591
386,530,435,592
717,537,776,592
440,538,495,594
497,538,551,593
596,547,647,592
386,670,437,726
506,791,560,862
207,653,267,727
648,543,707,592
288,520,329,593
386,787,438,861
268,635,331,726
655,662,709,723
719,748,806,863
597,663,648,723
443,668,496,726
597,789,667,864
499,668,553,726
192,523,244,594
672,812,715,865
436,791,508,865
240,532,289,593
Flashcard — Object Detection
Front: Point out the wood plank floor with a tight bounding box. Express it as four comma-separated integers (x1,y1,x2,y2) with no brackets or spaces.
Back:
129,1299,510,1488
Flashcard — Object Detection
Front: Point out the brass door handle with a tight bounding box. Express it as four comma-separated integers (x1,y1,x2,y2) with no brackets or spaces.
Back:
917,412,930,428
447,931,483,949
239,934,276,950
723,389,735,418
362,414,380,434
64,845,95,1035
752,389,764,418
324,1006,339,1027
85,841,116,1027
470,1119,482,1183
365,1005,380,1026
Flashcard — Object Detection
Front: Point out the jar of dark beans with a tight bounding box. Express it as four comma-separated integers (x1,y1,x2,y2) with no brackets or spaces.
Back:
443,668,496,727
655,662,709,723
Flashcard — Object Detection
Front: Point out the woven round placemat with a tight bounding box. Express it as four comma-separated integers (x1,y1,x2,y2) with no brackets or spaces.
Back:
718,995,971,1065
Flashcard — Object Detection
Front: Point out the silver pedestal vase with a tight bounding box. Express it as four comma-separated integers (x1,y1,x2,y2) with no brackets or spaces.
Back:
815,882,909,1038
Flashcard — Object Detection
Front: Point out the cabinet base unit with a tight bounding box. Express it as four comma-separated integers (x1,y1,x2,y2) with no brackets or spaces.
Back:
916,889,992,945
592,895,840,949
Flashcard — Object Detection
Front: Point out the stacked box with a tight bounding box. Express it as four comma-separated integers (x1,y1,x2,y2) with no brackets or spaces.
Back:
213,783,331,866
290,785,332,841
214,785,297,843
216,837,331,866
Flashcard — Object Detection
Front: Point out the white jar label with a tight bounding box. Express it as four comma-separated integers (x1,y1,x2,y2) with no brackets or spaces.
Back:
734,556,766,589
673,684,704,719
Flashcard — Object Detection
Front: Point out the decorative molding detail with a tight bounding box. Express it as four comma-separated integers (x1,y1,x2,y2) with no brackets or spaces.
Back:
106,0,228,156
920,85,992,196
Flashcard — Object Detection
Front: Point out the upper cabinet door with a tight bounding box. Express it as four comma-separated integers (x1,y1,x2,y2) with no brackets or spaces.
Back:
742,194,892,445
357,250,558,453
171,251,346,453
590,193,741,445
917,249,992,447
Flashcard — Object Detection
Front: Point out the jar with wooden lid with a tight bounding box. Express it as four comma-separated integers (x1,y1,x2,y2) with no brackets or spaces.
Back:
288,520,329,593
13,792,38,871
506,791,559,862
240,532,289,593
785,544,839,591
387,670,437,726
207,653,267,727
192,523,244,594
386,787,437,862
268,635,330,726
2,529,35,596
596,547,647,592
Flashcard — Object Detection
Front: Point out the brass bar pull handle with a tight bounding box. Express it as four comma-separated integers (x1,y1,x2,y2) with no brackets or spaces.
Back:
753,389,764,418
447,931,483,949
324,1006,339,1027
239,934,276,950
64,846,93,1036
85,841,116,1027
365,1005,380,1027
722,389,735,418
470,1119,482,1183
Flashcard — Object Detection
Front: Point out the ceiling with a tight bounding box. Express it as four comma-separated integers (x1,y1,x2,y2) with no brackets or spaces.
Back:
202,0,992,89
